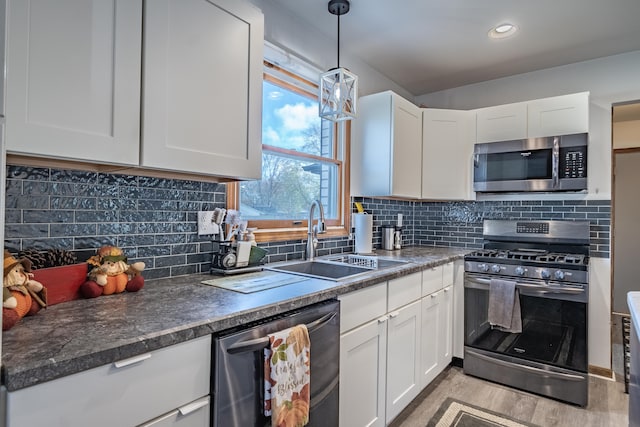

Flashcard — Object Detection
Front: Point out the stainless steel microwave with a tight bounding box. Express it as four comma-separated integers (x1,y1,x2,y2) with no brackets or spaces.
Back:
473,133,588,193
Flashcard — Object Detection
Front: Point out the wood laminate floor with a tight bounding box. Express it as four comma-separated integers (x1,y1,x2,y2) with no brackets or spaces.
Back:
390,366,628,427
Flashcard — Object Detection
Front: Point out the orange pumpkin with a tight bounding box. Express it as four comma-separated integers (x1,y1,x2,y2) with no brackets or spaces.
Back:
102,273,128,295
10,290,32,318
274,399,309,427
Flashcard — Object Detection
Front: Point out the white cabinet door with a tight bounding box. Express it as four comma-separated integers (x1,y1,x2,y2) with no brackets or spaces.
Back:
351,91,422,198
527,92,589,138
5,0,142,165
391,95,423,198
452,260,465,359
419,291,440,388
386,300,421,422
438,286,453,369
475,102,527,143
340,318,387,427
142,0,263,179
422,109,474,200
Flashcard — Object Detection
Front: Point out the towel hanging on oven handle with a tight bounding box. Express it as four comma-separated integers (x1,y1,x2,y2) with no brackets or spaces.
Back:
226,311,337,355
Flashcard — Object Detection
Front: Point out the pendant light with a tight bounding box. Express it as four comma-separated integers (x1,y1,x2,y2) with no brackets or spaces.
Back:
319,0,358,122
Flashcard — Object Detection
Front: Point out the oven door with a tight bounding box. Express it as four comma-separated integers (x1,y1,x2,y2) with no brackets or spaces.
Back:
463,273,587,372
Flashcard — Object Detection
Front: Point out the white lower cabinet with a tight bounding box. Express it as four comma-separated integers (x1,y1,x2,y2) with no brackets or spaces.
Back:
419,291,440,387
340,314,387,427
4,335,211,427
339,265,453,426
421,262,454,382
386,300,421,422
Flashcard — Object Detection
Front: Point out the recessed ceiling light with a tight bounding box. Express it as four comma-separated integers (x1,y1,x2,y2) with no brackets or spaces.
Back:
488,23,518,39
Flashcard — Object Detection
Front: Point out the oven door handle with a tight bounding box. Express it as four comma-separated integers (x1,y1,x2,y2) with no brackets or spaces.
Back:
466,349,586,381
226,311,337,355
464,275,584,295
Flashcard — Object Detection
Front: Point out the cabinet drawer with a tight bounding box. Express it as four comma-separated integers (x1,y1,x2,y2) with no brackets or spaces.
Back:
339,282,387,333
388,272,422,311
6,335,211,427
139,396,210,427
422,266,443,296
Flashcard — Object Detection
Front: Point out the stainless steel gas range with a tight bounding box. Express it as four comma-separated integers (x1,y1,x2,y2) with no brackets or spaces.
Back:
463,220,590,406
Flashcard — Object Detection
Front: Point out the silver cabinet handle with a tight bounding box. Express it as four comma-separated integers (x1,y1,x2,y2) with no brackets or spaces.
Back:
378,315,389,323
388,311,400,318
113,353,151,368
178,396,210,416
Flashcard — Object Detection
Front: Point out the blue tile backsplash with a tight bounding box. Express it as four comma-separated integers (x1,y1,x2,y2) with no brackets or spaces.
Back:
4,165,611,280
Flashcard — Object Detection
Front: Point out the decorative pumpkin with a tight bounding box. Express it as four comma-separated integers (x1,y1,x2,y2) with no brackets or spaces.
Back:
274,398,310,427
79,245,145,298
2,250,47,331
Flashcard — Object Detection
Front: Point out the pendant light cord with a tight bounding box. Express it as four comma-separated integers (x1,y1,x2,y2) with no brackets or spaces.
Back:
337,13,341,68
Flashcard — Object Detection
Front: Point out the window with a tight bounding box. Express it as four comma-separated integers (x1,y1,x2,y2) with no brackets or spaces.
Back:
227,58,350,242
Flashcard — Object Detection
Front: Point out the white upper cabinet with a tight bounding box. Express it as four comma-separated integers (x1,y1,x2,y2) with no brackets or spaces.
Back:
142,0,263,179
351,91,422,198
475,92,589,143
422,109,474,200
5,0,142,165
527,92,589,138
475,102,527,143
4,0,263,180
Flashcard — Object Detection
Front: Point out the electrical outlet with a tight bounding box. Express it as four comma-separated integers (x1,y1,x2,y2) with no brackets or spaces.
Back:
197,211,219,236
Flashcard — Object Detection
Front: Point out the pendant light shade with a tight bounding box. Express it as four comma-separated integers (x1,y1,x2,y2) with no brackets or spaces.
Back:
319,0,358,122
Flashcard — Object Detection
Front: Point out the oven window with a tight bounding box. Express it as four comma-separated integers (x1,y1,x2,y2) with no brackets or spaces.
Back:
464,287,587,372
480,149,552,181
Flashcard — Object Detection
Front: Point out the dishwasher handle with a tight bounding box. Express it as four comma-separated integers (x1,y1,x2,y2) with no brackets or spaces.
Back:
226,311,337,355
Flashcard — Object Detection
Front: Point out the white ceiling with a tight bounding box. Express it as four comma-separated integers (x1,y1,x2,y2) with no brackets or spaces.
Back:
272,0,640,96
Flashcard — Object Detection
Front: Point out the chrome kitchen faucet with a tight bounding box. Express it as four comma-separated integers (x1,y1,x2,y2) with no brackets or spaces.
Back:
306,200,326,260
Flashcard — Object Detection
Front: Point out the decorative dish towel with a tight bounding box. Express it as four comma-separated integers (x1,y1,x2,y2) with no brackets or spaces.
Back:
488,278,522,333
263,324,311,427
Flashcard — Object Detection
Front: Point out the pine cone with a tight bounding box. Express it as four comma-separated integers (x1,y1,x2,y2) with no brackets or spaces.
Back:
18,249,47,270
44,249,78,268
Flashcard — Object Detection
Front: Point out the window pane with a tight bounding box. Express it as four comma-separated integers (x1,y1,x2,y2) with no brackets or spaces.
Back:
263,81,333,157
240,151,339,220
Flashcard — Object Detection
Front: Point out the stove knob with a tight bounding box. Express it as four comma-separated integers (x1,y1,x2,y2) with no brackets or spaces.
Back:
554,270,565,280
540,269,551,280
491,264,501,274
515,266,525,276
478,263,489,272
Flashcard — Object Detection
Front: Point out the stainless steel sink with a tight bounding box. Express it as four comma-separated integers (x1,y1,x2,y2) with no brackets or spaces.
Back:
267,261,371,280
267,255,408,281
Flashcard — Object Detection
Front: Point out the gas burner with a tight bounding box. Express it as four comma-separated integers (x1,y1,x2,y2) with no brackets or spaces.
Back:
466,249,588,266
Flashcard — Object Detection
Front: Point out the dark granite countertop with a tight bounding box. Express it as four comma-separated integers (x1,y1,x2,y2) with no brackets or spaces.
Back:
1,246,468,391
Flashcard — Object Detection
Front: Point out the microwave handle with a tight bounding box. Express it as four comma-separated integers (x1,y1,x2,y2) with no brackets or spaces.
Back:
552,136,560,188
473,153,479,168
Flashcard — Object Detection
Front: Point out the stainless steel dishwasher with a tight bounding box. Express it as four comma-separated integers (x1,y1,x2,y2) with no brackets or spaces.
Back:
212,300,340,427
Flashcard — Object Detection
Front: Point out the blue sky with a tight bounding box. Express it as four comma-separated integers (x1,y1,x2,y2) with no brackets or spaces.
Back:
262,81,320,151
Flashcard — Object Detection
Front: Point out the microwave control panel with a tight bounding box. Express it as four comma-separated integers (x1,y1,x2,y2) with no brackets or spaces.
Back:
561,149,587,178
